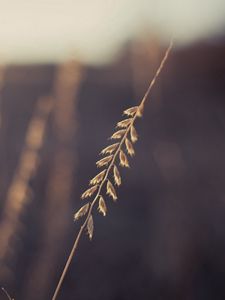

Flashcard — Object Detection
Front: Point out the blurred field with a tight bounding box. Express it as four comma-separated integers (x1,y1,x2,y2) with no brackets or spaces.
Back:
0,37,225,300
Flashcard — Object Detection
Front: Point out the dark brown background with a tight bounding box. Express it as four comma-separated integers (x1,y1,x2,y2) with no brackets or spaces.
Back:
0,37,225,300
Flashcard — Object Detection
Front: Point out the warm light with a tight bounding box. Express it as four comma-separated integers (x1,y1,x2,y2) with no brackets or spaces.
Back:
0,0,224,64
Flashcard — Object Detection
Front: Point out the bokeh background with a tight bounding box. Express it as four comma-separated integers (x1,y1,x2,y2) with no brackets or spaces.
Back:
0,1,225,299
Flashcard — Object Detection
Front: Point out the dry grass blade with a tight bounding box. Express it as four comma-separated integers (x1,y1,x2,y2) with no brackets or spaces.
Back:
111,129,126,139
119,150,129,167
117,118,132,128
107,180,117,201
87,215,94,240
96,155,113,167
130,125,138,143
98,196,107,216
74,203,89,221
90,170,106,185
125,138,135,156
101,143,119,155
113,165,121,186
81,185,98,199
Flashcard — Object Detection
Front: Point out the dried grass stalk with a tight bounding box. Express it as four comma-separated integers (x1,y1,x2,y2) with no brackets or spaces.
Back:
52,40,173,300
0,96,53,283
1,287,14,300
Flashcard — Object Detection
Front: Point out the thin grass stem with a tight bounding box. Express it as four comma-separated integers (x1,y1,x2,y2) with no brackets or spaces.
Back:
51,39,173,300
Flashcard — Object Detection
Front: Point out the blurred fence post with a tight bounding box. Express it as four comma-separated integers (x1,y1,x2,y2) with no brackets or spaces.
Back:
0,96,53,281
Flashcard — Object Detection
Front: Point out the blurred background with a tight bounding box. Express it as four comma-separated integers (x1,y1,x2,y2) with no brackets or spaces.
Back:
0,0,225,299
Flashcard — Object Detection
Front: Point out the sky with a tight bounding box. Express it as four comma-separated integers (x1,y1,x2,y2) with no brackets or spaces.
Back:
0,0,225,64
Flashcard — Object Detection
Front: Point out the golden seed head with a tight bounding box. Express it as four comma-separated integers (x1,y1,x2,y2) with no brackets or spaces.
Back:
111,129,126,139
81,185,98,199
87,215,94,240
117,118,132,128
125,138,135,157
106,180,117,201
74,203,90,221
98,196,107,216
119,150,129,168
123,106,138,117
96,155,113,168
113,165,121,186
101,143,119,155
130,125,138,143
90,170,106,185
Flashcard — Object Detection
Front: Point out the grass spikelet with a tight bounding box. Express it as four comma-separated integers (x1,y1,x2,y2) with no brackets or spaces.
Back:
81,185,98,199
98,196,107,216
123,106,138,116
87,215,94,240
137,102,144,117
90,170,106,185
125,138,135,156
111,129,126,139
96,155,113,168
117,118,132,128
119,150,129,167
74,203,89,221
130,125,138,143
107,180,117,201
101,143,119,155
113,165,121,186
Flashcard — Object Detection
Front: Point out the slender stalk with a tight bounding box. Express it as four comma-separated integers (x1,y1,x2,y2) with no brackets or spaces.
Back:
51,39,173,300
1,287,14,300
